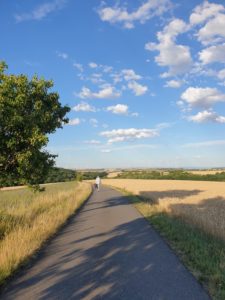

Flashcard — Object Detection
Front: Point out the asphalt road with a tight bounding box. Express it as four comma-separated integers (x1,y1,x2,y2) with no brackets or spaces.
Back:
1,186,210,300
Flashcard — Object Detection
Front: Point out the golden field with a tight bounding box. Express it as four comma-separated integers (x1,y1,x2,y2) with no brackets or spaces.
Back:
103,179,225,242
107,172,122,178
0,181,91,284
188,170,225,175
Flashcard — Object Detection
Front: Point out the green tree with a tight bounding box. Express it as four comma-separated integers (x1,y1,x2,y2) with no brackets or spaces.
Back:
0,62,70,190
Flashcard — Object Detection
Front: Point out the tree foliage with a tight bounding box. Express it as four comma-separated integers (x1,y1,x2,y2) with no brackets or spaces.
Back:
0,62,70,189
117,170,225,182
76,171,108,180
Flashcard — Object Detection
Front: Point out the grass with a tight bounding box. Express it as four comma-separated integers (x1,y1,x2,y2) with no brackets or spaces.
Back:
0,181,92,285
117,187,225,300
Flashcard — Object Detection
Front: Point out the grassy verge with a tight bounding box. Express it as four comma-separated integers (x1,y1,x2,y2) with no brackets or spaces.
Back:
118,188,225,300
0,181,92,285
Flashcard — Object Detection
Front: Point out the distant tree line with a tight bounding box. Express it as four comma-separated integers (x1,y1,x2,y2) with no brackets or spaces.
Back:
76,171,108,181
117,170,225,182
1,167,76,187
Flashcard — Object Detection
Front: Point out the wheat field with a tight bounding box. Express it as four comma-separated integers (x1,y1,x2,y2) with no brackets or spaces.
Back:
188,170,225,175
103,179,225,242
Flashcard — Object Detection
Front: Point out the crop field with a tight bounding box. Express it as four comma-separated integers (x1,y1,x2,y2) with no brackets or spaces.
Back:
0,181,91,285
188,170,225,175
103,179,225,242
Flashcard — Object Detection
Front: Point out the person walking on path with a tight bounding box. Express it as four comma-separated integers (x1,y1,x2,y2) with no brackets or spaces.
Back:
95,176,101,191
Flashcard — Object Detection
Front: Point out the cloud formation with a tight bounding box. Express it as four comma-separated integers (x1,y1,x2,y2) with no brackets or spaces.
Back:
100,128,158,144
127,81,148,96
106,104,129,115
180,87,225,108
77,85,121,99
15,0,66,22
68,118,81,126
164,79,183,88
97,0,171,29
188,110,225,123
72,102,96,112
199,43,225,64
190,1,225,45
145,18,192,77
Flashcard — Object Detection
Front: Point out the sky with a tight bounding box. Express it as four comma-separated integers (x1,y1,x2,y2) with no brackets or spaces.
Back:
1,0,225,169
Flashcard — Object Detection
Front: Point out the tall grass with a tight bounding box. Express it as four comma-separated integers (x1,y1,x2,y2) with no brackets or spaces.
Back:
0,181,91,285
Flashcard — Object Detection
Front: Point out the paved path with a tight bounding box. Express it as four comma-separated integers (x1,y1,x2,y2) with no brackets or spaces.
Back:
1,186,210,300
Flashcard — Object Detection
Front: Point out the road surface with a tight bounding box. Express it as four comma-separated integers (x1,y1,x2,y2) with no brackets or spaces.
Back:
1,186,210,300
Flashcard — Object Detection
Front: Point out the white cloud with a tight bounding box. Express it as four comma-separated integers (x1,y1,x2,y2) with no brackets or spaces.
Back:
90,118,98,127
106,104,129,115
57,51,68,59
145,19,192,77
110,69,142,84
190,2,225,45
189,1,224,25
218,69,225,80
100,128,159,144
72,102,96,112
68,118,80,126
89,62,98,68
89,73,105,84
164,79,183,88
199,43,225,64
15,0,66,22
97,0,171,29
127,81,148,96
180,87,225,108
111,72,123,84
77,85,121,99
197,13,225,45
84,140,101,145
73,63,84,72
188,110,225,123
121,69,142,81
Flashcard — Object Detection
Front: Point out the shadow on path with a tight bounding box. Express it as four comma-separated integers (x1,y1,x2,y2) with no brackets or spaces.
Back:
1,187,210,300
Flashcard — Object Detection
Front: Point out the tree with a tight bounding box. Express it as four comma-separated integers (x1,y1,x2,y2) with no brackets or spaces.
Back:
0,62,70,190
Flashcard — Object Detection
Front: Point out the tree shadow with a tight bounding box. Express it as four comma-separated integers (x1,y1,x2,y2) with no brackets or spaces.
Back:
169,196,225,241
139,189,203,204
1,191,210,300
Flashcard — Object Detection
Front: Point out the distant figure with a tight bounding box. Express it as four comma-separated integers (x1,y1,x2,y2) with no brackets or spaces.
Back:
95,176,101,191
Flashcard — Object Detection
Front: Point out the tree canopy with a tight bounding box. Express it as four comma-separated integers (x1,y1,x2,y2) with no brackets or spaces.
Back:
0,62,70,189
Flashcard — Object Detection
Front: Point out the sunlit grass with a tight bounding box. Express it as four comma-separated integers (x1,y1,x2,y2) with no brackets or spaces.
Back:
0,181,92,285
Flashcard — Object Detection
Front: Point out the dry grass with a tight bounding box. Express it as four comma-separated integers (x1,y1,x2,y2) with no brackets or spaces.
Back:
0,181,91,284
103,179,225,242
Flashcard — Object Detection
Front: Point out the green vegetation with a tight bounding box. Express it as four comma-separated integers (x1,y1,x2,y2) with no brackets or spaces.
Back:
0,61,70,190
0,181,91,285
119,189,225,300
77,171,108,180
44,167,76,183
117,170,225,182
1,167,77,187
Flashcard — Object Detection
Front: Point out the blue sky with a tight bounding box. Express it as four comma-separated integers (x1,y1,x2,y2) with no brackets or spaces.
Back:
1,0,225,169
